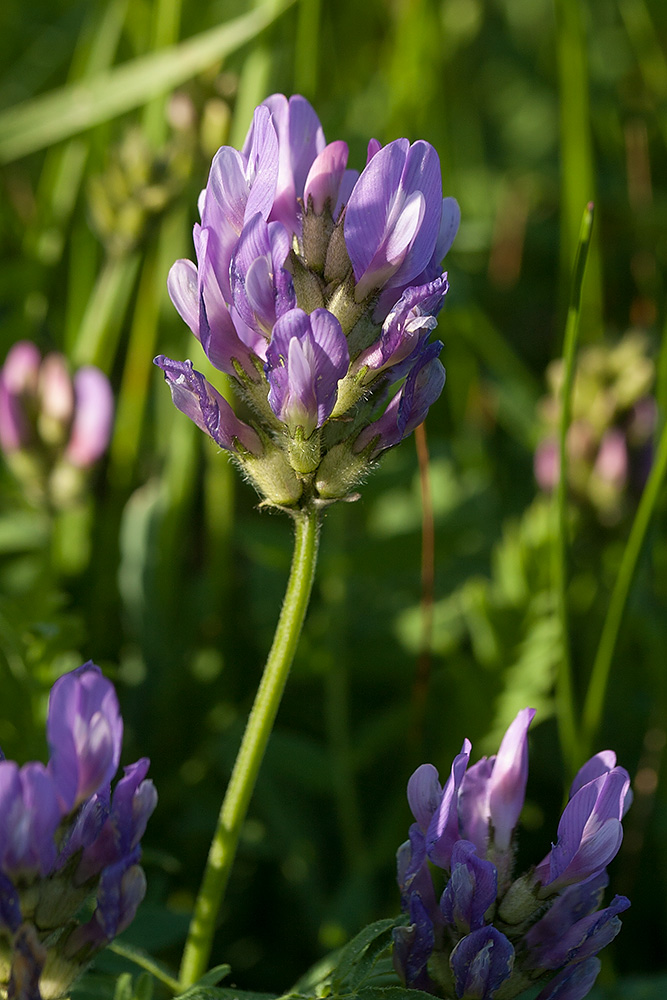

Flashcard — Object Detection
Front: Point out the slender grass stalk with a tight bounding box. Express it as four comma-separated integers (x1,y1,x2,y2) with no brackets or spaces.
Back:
0,0,296,163
70,253,141,369
295,0,321,96
581,417,667,757
554,0,602,337
552,203,595,779
178,509,321,990
409,421,435,750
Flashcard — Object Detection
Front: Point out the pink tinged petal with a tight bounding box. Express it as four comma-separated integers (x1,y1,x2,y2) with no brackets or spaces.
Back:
407,763,443,832
2,341,41,394
426,739,471,869
488,707,535,851
535,959,601,1000
595,429,628,486
39,353,74,424
167,259,199,335
0,341,42,451
65,367,114,467
0,376,28,451
47,663,123,811
304,140,349,214
259,93,326,235
154,356,262,455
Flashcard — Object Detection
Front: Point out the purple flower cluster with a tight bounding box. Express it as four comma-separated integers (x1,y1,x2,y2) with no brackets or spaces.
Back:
0,663,156,1000
395,710,631,1000
155,94,457,509
0,342,113,508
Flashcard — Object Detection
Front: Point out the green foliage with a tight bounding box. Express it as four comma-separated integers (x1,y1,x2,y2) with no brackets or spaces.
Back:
1,0,667,996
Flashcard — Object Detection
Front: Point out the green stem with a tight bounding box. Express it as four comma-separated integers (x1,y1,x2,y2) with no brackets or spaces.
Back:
178,509,321,990
581,416,667,757
552,203,595,779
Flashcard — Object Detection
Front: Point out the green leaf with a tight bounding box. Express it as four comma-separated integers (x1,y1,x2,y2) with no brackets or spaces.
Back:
330,918,399,993
173,989,279,1000
0,0,296,162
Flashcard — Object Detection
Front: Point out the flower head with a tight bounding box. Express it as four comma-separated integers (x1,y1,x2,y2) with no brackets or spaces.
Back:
0,664,156,1000
0,343,113,509
394,710,630,1000
156,94,457,511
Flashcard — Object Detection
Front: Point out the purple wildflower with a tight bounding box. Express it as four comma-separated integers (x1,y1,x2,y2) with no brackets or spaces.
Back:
449,926,515,1000
157,94,456,509
0,664,156,1000
265,308,349,437
395,711,630,999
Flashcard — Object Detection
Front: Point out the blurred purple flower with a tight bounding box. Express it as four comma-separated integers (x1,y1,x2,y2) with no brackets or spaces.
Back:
449,926,515,1000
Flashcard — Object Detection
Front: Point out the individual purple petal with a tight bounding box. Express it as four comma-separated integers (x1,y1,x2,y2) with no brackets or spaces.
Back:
77,759,157,883
265,308,349,436
459,757,495,856
65,367,114,467
353,341,445,457
304,140,349,215
488,707,535,851
0,871,21,933
47,663,122,812
527,895,630,971
396,341,446,439
200,105,279,301
0,341,42,451
449,926,514,1000
392,892,436,992
230,214,296,336
167,257,199,335
535,958,601,1000
441,840,498,933
257,94,326,236
64,857,147,959
425,739,471,870
38,353,74,429
190,228,264,379
345,138,443,300
354,274,448,378
333,168,359,220
407,763,443,833
153,356,263,455
569,752,616,799
535,768,631,891
397,829,439,920
524,872,609,958
0,761,61,877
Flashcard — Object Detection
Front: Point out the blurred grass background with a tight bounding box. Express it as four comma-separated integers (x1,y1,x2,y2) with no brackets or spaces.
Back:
1,0,667,995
